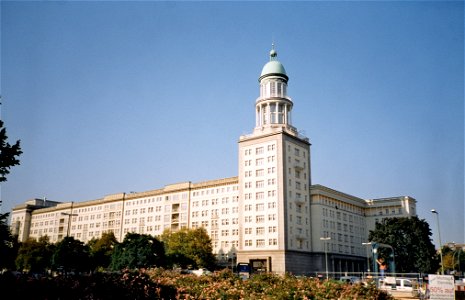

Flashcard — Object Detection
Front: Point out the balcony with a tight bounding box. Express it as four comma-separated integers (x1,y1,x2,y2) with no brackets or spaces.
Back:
295,234,306,240
294,197,305,205
293,163,304,170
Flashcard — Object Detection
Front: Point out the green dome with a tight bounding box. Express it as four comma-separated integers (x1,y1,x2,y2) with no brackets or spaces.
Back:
259,46,288,81
260,60,287,77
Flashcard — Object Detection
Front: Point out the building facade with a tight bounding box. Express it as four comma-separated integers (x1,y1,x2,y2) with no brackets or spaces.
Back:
10,47,417,275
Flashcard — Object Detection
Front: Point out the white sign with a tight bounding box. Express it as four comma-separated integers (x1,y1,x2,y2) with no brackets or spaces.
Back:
428,274,455,300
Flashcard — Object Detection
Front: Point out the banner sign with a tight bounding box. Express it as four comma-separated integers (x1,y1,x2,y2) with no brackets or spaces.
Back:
428,274,455,300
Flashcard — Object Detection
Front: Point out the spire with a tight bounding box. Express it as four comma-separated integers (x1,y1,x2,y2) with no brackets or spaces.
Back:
255,47,293,130
270,43,277,61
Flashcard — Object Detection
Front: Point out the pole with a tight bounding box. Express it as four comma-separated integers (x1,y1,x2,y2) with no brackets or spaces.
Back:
362,242,373,273
320,237,331,279
61,202,77,238
431,209,444,275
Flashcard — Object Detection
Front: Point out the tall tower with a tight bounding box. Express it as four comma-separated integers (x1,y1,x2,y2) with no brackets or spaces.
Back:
237,46,313,275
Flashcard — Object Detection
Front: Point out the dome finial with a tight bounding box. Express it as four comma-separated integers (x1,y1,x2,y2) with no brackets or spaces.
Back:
269,43,277,61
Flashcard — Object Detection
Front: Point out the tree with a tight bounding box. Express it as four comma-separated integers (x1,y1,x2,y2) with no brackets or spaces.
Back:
368,216,439,274
0,119,22,183
0,212,18,270
87,231,118,271
161,228,216,269
51,236,91,274
110,233,165,271
0,119,22,269
442,245,465,274
15,236,54,274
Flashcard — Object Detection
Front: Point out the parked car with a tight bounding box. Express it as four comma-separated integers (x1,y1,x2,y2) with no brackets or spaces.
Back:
191,268,212,276
380,277,415,292
339,276,362,284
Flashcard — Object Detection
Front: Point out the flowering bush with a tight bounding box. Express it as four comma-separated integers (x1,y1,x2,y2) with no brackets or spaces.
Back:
147,268,395,300
1,268,394,299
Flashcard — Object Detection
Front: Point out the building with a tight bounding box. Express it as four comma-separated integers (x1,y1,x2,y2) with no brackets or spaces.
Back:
9,47,417,275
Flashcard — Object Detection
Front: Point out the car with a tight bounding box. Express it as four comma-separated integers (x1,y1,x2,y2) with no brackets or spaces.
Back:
380,277,415,292
339,276,362,284
191,268,212,276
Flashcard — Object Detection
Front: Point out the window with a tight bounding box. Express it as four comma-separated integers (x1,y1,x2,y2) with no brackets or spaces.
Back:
256,203,264,211
256,215,265,223
256,147,264,155
256,227,265,235
256,239,265,247
256,158,264,166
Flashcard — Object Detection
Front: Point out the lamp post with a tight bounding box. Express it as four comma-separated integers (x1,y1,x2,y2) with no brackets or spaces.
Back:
61,212,78,237
320,237,331,279
362,242,373,273
431,209,444,275
230,253,236,272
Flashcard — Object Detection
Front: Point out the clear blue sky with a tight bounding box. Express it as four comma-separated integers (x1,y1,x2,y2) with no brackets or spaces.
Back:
1,1,463,247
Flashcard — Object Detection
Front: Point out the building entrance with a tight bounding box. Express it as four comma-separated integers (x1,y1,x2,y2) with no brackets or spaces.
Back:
250,259,268,274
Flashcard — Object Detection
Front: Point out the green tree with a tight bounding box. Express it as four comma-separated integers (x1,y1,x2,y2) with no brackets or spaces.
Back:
0,119,22,183
368,216,439,274
110,233,165,270
0,119,22,269
15,236,54,274
87,231,118,271
161,228,216,269
51,236,91,274
0,212,18,270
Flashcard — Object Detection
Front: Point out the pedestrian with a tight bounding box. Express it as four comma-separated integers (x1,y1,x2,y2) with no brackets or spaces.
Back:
376,258,387,279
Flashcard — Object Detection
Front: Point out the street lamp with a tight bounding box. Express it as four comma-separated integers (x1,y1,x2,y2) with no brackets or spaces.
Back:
320,237,331,279
230,253,236,272
61,212,78,237
431,209,444,275
362,242,373,272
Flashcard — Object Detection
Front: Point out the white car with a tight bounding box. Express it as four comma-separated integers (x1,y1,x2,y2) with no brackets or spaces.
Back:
191,268,212,276
380,277,415,292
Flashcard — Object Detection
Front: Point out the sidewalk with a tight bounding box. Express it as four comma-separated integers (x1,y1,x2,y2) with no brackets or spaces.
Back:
388,291,419,299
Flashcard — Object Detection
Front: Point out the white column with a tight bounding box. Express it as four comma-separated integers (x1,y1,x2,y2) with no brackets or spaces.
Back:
266,103,270,125
284,104,288,124
256,106,260,127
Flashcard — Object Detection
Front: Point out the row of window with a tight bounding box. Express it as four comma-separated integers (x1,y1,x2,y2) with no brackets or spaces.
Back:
192,186,238,197
244,238,278,247
244,144,276,156
321,208,366,225
260,80,287,99
192,196,239,207
318,196,364,215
